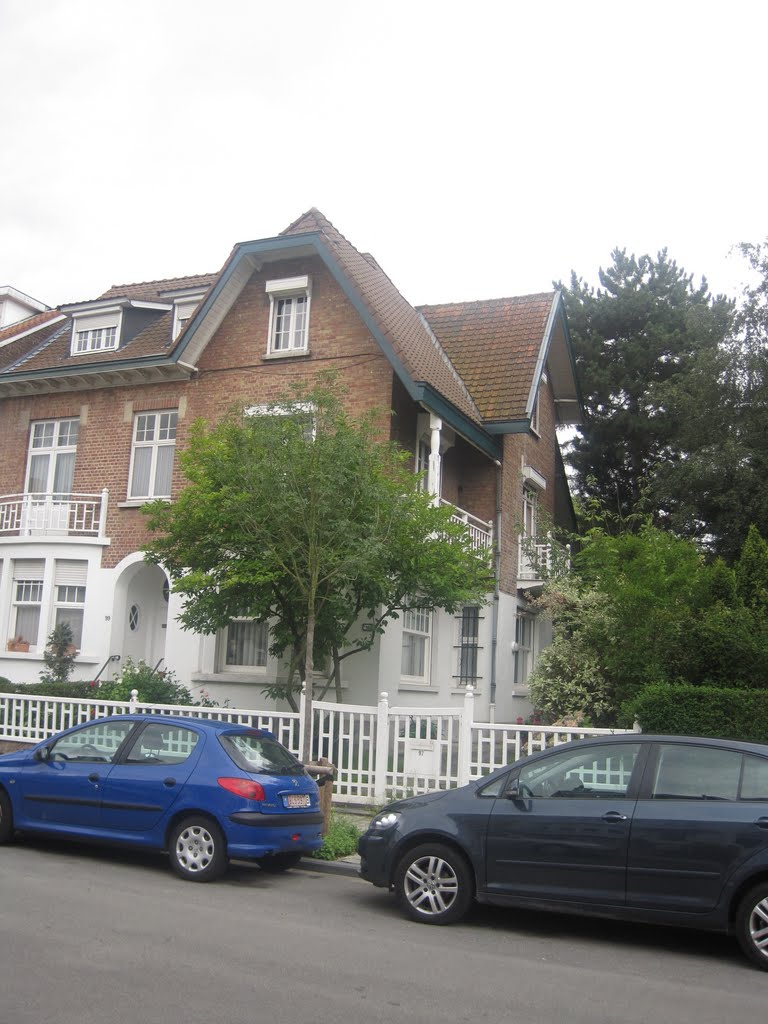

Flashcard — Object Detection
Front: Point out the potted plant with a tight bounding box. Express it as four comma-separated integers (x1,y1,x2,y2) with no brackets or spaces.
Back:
7,636,30,653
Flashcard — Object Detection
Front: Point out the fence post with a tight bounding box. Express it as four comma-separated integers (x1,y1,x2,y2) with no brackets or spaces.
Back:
298,683,307,761
457,685,474,787
373,691,390,805
129,689,138,713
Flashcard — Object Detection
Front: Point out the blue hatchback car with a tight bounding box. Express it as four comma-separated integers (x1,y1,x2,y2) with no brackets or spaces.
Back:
358,733,768,970
0,714,324,880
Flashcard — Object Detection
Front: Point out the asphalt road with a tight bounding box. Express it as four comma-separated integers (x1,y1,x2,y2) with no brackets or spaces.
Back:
0,837,766,1024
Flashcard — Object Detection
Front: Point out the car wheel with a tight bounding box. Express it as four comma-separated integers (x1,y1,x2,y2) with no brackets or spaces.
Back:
394,843,474,925
735,883,768,970
169,817,227,882
0,790,13,844
257,852,304,873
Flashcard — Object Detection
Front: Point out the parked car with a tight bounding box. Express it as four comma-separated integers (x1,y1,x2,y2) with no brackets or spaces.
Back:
0,714,324,880
358,734,768,970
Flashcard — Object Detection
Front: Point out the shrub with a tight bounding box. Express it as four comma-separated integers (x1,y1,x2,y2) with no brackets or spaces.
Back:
628,683,768,743
96,659,195,705
311,813,361,861
39,622,77,686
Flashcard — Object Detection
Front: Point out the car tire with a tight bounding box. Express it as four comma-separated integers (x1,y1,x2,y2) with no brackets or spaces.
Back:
0,789,13,844
394,843,474,925
169,817,227,882
735,882,768,970
257,852,304,873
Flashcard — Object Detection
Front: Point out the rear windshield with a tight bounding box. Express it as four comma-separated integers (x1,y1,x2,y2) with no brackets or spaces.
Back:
221,732,305,776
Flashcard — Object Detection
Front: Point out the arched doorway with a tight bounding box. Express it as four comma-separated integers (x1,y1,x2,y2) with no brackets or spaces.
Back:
111,558,169,672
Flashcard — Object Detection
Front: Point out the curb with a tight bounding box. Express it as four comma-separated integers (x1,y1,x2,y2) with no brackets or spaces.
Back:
299,854,361,878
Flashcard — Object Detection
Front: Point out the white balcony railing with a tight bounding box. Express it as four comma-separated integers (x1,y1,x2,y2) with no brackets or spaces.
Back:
0,490,108,539
518,532,570,583
440,499,493,551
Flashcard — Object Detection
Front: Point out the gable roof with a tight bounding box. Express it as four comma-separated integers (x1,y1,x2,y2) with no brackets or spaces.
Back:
0,211,580,436
419,293,581,426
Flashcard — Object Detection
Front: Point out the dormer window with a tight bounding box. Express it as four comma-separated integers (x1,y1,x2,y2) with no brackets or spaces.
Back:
69,308,122,356
265,276,311,356
75,326,117,353
162,289,207,341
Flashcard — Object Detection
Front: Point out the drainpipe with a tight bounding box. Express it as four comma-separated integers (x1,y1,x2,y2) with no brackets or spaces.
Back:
489,459,502,715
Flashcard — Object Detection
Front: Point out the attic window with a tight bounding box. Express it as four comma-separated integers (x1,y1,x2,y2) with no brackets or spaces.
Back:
75,325,117,353
70,309,122,355
265,276,311,356
169,293,206,341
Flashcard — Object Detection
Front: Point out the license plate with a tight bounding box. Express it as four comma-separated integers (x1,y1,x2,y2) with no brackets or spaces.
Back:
284,793,310,809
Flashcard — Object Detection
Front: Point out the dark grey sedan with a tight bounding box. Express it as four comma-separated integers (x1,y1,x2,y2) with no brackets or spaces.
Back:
358,734,768,970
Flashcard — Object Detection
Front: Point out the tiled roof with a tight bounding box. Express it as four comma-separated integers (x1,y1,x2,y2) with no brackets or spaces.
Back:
419,294,557,421
98,273,216,303
0,217,558,430
282,209,483,425
0,312,66,372
0,275,217,377
0,308,61,347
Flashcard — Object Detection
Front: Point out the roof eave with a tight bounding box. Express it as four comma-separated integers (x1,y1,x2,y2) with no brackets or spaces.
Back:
0,357,194,398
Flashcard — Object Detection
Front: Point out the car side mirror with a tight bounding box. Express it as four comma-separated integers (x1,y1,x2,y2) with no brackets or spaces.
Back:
505,780,531,801
35,746,51,762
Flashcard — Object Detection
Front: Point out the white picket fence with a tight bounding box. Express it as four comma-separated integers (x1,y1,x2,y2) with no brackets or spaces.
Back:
0,687,631,805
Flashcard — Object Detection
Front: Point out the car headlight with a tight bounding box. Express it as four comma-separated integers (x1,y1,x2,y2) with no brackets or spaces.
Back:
370,811,402,831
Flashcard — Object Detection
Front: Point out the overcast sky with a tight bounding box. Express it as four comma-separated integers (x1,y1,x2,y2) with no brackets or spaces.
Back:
1,0,766,312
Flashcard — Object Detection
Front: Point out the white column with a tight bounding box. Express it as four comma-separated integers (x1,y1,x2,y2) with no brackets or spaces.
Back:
428,414,442,500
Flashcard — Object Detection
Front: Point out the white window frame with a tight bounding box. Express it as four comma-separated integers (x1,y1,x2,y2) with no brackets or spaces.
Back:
171,294,205,340
10,559,45,649
221,618,269,673
265,276,311,356
25,418,79,496
52,560,87,651
522,485,538,540
514,610,536,685
401,604,432,683
70,309,122,355
128,410,178,500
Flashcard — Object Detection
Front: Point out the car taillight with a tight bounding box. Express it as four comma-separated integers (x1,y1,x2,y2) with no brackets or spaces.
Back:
218,777,265,801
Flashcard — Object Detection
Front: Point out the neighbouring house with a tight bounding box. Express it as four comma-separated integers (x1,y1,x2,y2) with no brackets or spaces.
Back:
0,286,49,329
0,210,581,720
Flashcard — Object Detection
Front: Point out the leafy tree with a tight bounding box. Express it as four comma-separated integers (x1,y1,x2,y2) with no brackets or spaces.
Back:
528,522,768,726
39,622,77,686
144,378,492,760
735,524,768,612
558,249,733,528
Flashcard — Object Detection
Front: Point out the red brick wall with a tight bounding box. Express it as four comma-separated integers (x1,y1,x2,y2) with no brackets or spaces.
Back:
0,256,398,568
497,375,560,595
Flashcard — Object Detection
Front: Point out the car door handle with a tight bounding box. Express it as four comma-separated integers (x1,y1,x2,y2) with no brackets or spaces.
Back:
602,811,628,822
755,817,768,829
163,778,177,788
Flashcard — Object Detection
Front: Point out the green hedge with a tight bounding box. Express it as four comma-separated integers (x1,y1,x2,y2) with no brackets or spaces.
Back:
629,683,768,743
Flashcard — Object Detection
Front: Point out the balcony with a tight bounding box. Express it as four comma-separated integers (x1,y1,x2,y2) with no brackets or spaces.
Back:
439,499,493,551
0,491,108,540
518,533,570,587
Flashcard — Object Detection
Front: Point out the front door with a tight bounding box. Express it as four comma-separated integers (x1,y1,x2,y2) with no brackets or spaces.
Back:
486,741,644,905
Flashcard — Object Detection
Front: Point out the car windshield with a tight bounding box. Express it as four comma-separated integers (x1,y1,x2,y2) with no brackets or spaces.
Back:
221,731,305,776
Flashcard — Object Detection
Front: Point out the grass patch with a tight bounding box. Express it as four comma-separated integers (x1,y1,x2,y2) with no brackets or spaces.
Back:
312,813,362,861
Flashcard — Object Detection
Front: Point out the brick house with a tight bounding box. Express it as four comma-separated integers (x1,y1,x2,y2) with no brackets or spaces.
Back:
0,209,581,720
